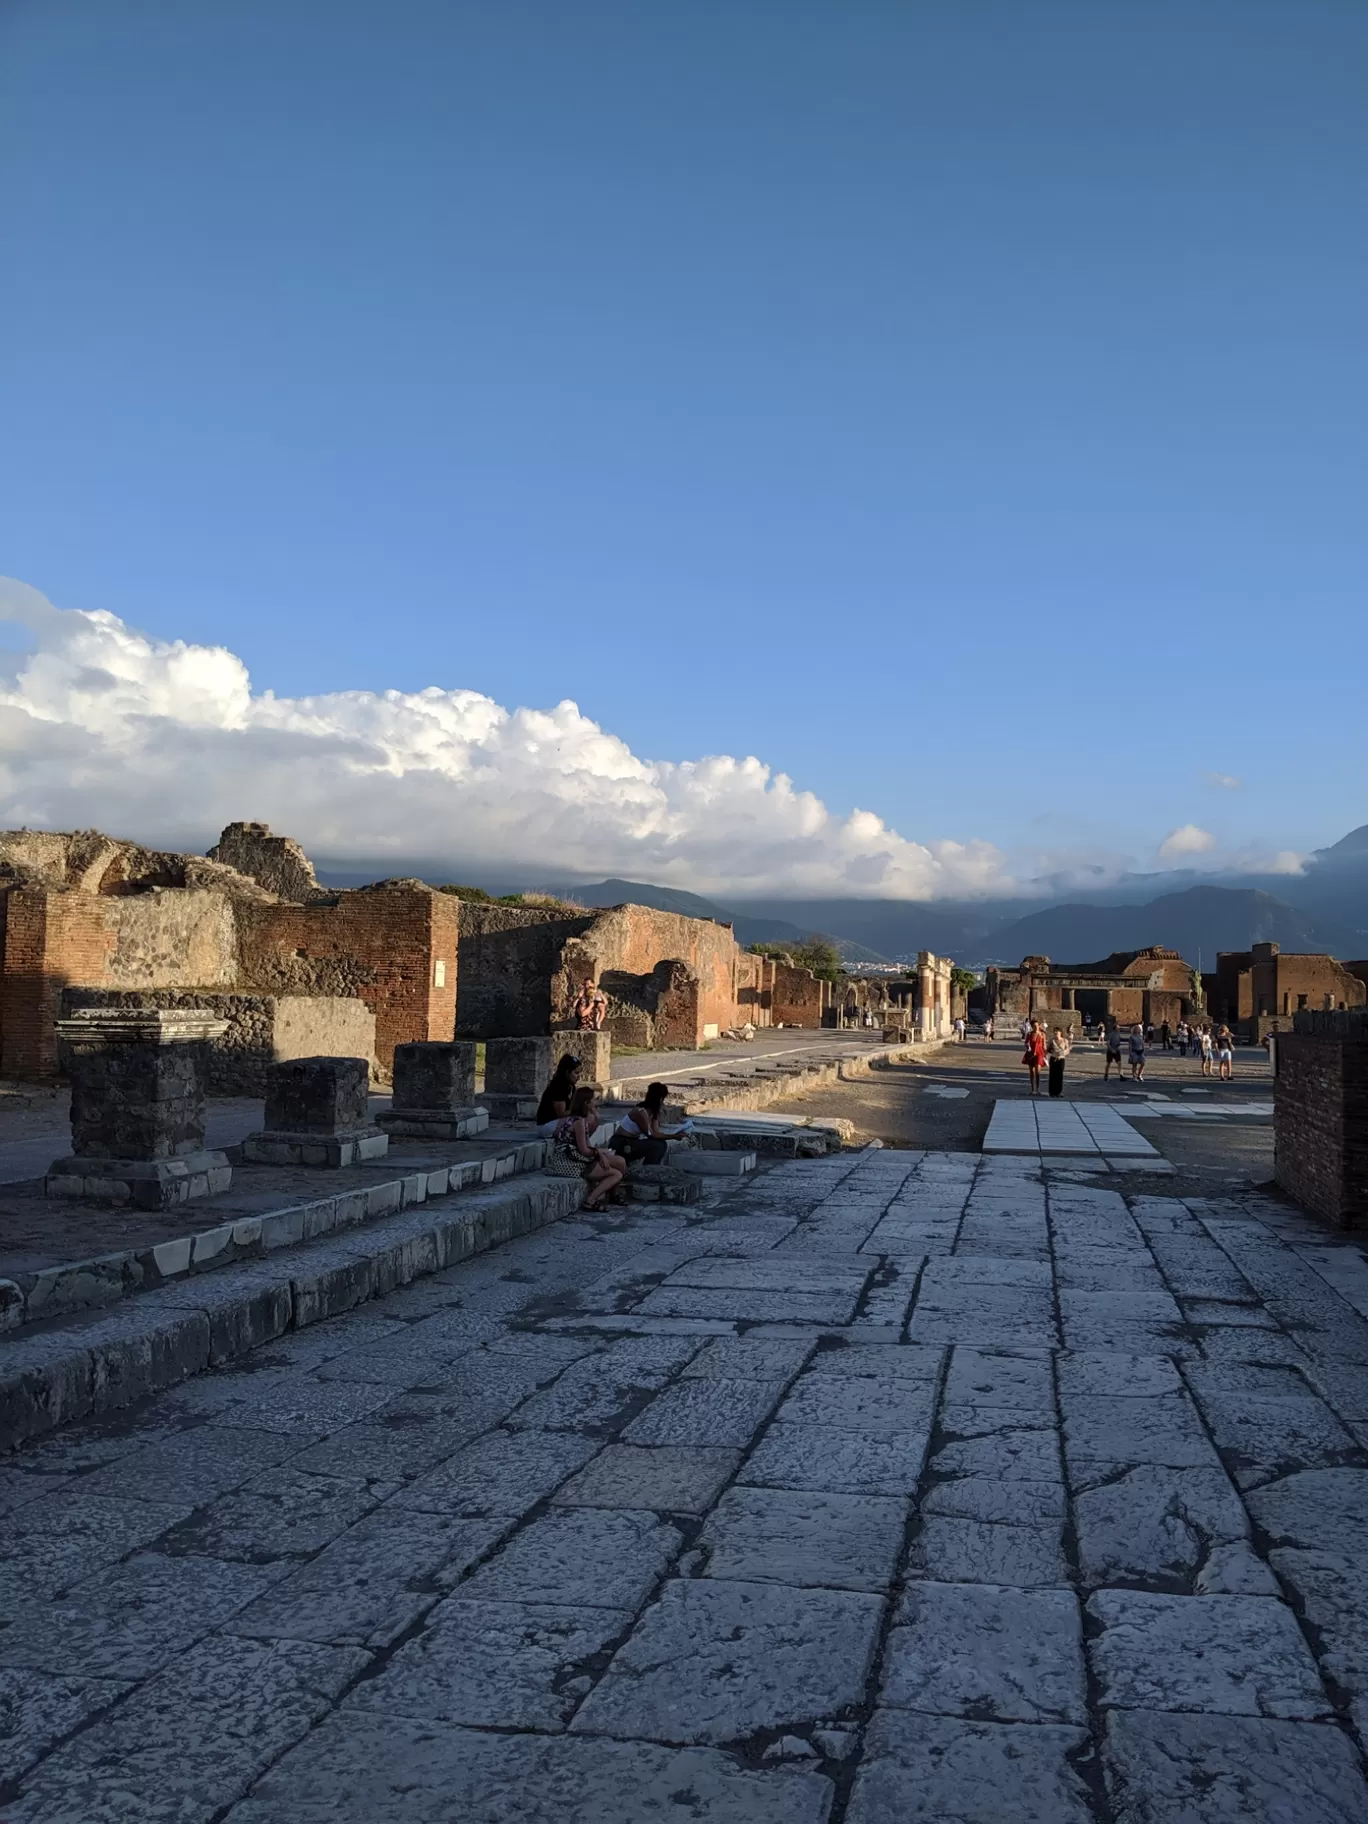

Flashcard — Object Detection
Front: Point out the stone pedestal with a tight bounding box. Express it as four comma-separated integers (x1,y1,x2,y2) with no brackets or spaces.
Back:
242,1056,388,1168
480,1036,554,1121
379,1042,487,1140
551,1029,613,1087
46,1009,232,1209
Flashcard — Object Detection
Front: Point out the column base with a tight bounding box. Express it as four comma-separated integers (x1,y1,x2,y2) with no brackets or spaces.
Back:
45,1150,233,1209
239,1128,389,1168
377,1106,489,1140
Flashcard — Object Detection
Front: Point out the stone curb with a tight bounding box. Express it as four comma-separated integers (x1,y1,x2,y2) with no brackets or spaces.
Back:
0,1171,586,1455
650,1040,943,1115
3,1138,554,1333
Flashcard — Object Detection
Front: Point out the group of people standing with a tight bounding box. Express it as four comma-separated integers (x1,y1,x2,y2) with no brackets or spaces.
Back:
532,1053,686,1211
1019,1014,1238,1096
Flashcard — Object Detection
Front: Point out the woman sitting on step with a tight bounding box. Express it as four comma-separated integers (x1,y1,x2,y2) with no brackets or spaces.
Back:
612,1081,690,1166
534,1054,582,1135
546,1086,627,1209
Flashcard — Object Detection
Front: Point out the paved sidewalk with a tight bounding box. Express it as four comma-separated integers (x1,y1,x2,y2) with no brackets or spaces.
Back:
3,1150,1368,1820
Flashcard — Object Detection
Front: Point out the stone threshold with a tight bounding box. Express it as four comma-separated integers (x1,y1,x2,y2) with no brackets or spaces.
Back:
0,1168,588,1454
2,1134,557,1334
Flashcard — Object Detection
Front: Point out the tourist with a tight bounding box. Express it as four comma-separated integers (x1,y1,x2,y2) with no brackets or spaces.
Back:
1103,1022,1124,1081
546,1086,626,1209
1128,1023,1147,1081
985,1016,995,1041
953,1015,966,1043
1177,1022,1190,1058
534,1054,582,1134
1199,1025,1215,1077
1023,1018,1046,1096
612,1080,690,1165
573,976,608,1031
1047,1026,1071,1098
1160,1020,1172,1051
1216,1024,1235,1081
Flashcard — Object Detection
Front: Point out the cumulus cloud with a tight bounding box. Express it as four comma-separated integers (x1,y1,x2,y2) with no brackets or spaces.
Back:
1157,824,1217,861
1206,771,1242,790
0,578,1013,900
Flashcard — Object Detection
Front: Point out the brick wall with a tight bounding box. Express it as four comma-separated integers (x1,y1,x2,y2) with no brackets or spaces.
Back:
1275,1021,1368,1228
236,884,458,1070
455,905,597,1038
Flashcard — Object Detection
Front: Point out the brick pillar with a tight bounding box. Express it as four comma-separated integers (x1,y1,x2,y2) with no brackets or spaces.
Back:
1275,1013,1368,1229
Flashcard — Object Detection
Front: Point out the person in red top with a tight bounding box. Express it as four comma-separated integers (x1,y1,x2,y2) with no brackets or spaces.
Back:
1023,1018,1047,1096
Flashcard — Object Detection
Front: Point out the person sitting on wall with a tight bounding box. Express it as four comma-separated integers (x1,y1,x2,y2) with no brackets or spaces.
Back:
546,1086,626,1209
573,976,608,1031
535,1054,582,1134
612,1080,690,1165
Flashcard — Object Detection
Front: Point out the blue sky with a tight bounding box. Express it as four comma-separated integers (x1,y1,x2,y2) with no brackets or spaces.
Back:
1,0,1365,890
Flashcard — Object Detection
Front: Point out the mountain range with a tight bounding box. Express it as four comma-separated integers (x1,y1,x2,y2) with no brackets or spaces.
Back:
317,823,1368,974
553,825,1368,970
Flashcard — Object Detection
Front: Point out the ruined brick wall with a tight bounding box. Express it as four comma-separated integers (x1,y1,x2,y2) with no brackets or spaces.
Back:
207,821,321,901
454,904,598,1038
771,959,825,1026
0,887,237,1078
236,883,458,1069
62,988,376,1094
1267,955,1366,1020
565,905,741,1039
1275,1024,1368,1228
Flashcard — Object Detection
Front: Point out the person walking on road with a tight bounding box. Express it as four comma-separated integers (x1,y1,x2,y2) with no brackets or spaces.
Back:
1160,1021,1172,1051
1128,1023,1147,1082
1047,1026,1071,1098
953,1016,966,1043
1103,1022,1124,1082
1216,1024,1235,1081
1023,1018,1046,1096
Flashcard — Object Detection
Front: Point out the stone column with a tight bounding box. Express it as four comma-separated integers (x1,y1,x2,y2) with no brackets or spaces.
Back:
242,1056,388,1167
916,955,934,1036
379,1042,487,1140
46,1008,232,1208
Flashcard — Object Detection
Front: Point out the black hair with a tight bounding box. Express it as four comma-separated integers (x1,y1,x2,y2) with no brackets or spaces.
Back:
643,1081,670,1114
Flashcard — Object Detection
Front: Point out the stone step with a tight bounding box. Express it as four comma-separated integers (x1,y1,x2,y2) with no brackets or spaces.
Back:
0,1170,588,1454
2,1134,558,1334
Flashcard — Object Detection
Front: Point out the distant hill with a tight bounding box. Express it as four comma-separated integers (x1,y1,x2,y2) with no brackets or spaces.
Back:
544,879,893,963
983,886,1362,969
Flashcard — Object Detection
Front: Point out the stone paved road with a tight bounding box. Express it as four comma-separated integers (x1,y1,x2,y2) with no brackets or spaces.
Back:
4,1149,1368,1821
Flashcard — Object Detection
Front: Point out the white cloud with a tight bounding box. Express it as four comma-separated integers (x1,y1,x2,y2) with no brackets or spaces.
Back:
1158,823,1217,861
1206,772,1242,790
1265,849,1308,876
0,578,1013,900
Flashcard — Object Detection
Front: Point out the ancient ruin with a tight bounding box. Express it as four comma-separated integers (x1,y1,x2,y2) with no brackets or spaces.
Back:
0,821,953,1084
1208,941,1368,1041
983,947,1197,1030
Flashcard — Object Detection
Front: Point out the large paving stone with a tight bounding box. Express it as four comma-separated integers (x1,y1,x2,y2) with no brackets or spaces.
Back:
508,1338,701,1435
0,1669,134,1788
847,1712,1095,1823
908,1517,1069,1588
621,1376,787,1448
452,1508,681,1610
1074,1466,1253,1590
1062,1393,1219,1471
1057,1349,1189,1400
552,1444,740,1515
571,1577,882,1745
77,1424,305,1504
775,1372,938,1435
0,1553,279,1677
699,1486,906,1591
1104,1709,1368,1823
943,1347,1055,1411
1264,1549,1368,1698
814,1342,943,1381
640,1285,864,1323
920,1476,1067,1525
665,1257,871,1295
882,1583,1086,1723
0,1489,192,1606
4,1636,367,1824
1087,1592,1330,1719
156,1369,398,1437
681,1336,815,1380
389,1428,598,1517
344,1599,632,1731
1246,1466,1368,1559
1193,1391,1358,1485
158,1466,396,1562
224,1715,835,1822
224,1509,507,1647
929,1422,1063,1483
741,1421,931,1495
